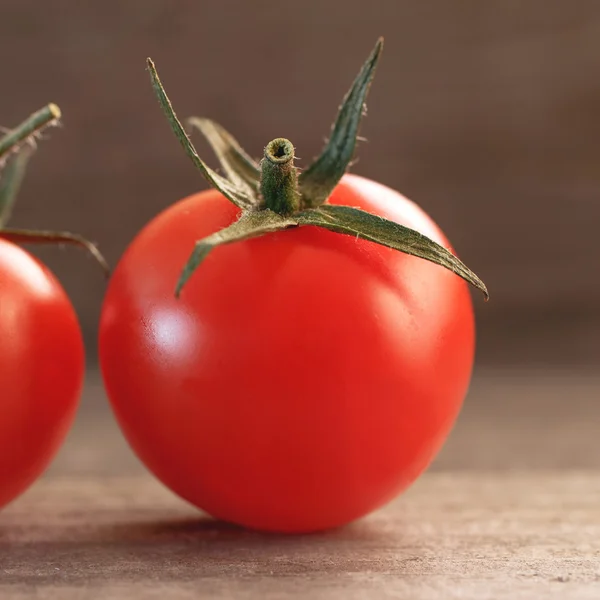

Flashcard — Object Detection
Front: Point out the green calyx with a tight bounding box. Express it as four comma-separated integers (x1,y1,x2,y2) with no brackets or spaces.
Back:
0,106,109,273
147,38,489,301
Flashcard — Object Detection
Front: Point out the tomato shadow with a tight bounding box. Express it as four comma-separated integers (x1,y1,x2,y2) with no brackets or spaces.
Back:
102,514,248,542
1,514,407,585
100,512,397,545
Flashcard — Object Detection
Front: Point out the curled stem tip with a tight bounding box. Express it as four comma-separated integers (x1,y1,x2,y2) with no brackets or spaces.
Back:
47,103,62,120
264,138,295,164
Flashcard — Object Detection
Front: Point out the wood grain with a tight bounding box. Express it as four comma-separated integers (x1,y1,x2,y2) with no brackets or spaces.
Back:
0,370,598,598
1,473,599,599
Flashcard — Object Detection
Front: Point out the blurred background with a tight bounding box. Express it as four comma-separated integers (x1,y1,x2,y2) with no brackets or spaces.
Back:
1,0,599,370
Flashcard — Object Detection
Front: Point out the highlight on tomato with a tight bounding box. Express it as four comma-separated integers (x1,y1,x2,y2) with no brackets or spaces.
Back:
0,105,108,509
99,38,488,533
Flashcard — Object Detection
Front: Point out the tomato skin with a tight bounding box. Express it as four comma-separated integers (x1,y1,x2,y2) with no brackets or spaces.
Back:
99,173,475,533
0,239,84,508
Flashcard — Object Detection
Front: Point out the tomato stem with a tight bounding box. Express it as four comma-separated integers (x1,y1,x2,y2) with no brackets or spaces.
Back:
0,104,61,162
0,103,110,275
260,138,300,216
0,147,32,227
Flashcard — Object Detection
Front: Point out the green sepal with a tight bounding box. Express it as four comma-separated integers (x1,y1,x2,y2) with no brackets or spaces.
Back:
298,38,383,207
176,204,487,300
0,228,110,275
188,117,261,195
147,59,255,211
0,148,32,227
175,209,295,297
295,205,489,299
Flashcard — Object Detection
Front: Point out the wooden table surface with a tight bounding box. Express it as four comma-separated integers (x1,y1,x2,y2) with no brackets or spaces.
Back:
1,369,599,599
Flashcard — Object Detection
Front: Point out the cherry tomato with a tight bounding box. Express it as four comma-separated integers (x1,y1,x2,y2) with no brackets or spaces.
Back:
99,173,474,533
0,239,84,508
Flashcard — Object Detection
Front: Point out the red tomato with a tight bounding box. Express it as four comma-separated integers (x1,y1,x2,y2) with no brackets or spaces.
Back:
0,239,84,508
99,173,474,533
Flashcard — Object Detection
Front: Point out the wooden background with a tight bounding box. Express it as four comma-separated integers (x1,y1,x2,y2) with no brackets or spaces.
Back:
1,0,599,366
